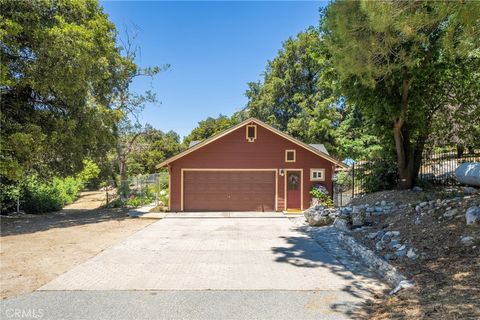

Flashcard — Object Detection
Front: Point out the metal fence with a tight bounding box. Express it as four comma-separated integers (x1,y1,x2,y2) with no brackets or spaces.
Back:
418,149,480,186
333,161,375,207
333,147,479,207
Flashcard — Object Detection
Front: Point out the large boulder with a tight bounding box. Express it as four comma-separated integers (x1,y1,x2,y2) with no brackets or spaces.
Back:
455,162,480,187
466,206,480,225
304,205,338,226
308,214,333,226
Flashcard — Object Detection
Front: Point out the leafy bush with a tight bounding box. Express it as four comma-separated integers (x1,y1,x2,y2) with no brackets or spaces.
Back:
126,191,155,207
1,159,101,214
22,175,64,214
159,189,169,206
309,183,334,207
52,176,83,205
0,184,21,213
77,159,100,188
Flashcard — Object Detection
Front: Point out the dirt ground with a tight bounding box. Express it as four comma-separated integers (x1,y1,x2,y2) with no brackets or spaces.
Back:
349,188,480,319
0,191,154,299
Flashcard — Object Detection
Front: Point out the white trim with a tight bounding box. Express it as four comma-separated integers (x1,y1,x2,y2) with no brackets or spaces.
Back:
284,169,304,211
310,168,325,181
156,118,347,169
246,124,257,142
180,168,278,212
285,149,296,163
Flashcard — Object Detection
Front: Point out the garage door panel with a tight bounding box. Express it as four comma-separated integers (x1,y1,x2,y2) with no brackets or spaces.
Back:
184,171,275,211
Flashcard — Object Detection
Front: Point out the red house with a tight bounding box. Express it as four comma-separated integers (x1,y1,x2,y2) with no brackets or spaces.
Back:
157,118,347,212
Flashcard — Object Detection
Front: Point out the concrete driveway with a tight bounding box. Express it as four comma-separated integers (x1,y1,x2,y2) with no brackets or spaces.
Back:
3,212,385,319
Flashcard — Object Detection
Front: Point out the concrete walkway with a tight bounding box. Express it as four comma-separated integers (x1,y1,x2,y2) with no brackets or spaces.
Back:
3,212,385,319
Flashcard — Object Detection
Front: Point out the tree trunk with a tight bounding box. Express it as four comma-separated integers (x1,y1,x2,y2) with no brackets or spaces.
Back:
394,78,415,189
394,122,414,189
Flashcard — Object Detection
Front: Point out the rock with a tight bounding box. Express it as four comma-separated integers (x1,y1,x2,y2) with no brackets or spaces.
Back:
396,248,407,258
464,186,478,194
375,206,384,213
352,206,360,214
455,162,480,187
390,279,415,295
376,241,384,251
412,186,423,192
364,212,374,225
308,214,332,226
367,231,379,239
415,205,422,213
443,208,458,218
366,207,375,213
384,253,396,261
352,212,365,227
466,206,480,225
385,230,400,237
380,200,387,206
420,202,428,208
333,217,350,231
461,236,474,246
389,239,400,248
407,248,417,259
398,244,406,251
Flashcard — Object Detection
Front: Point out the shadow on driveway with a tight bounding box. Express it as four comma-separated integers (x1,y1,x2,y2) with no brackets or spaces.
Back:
272,225,386,319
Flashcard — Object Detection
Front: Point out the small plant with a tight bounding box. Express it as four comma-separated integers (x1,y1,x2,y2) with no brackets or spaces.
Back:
309,183,334,207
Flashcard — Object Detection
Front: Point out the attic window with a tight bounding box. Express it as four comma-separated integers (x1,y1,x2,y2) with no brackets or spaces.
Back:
285,150,296,162
246,124,257,142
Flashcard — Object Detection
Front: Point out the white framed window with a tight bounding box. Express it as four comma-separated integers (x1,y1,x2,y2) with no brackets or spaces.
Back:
310,168,325,181
285,150,296,162
246,124,257,142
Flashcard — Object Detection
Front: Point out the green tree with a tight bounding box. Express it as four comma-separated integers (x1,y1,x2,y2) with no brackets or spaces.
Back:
125,126,182,175
0,0,122,181
183,115,238,148
322,0,480,188
245,28,341,149
334,104,383,161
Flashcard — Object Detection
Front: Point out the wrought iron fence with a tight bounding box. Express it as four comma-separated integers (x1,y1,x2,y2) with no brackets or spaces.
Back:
333,161,375,207
333,147,479,207
418,149,480,186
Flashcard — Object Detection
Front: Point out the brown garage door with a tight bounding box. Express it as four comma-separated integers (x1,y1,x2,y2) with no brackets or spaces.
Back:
183,171,276,211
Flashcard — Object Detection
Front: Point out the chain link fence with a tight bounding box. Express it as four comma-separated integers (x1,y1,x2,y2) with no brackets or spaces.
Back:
104,172,169,209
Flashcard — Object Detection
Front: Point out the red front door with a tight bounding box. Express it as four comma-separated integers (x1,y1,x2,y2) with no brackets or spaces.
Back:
286,171,301,210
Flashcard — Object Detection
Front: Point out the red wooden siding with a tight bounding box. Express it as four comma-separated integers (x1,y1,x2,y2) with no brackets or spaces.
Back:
168,123,334,211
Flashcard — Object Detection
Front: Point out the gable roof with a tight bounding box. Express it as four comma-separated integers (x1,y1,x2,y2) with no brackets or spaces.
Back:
156,117,348,169
309,144,329,155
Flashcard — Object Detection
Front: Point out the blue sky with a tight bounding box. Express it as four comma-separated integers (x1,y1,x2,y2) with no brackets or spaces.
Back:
101,1,326,138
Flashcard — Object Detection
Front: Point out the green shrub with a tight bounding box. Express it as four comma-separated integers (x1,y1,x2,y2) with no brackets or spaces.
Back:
52,176,83,205
77,159,100,188
0,184,21,213
126,190,155,208
309,183,334,207
22,175,64,214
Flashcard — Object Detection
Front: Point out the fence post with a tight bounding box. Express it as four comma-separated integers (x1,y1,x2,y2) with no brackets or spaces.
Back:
352,163,355,199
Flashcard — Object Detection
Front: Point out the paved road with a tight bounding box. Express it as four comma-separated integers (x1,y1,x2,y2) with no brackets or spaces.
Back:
1,213,385,319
